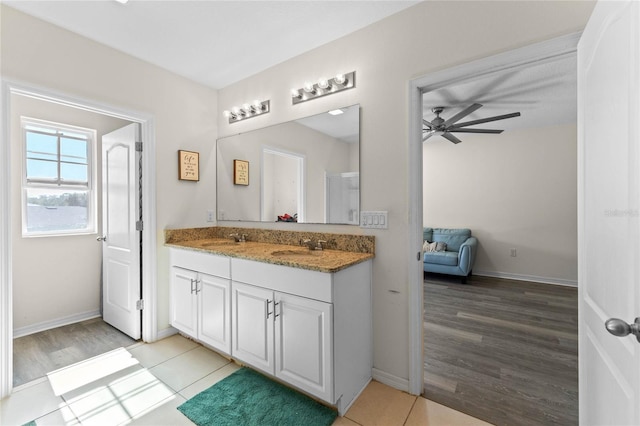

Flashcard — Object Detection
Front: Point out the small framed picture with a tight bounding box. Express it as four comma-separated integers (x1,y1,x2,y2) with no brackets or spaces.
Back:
234,159,249,185
178,150,199,181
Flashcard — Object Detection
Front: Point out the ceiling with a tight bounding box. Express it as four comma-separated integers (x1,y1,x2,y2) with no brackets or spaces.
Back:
4,0,419,89
422,53,577,133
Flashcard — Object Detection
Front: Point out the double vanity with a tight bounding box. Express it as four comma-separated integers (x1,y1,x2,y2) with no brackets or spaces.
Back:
165,227,374,414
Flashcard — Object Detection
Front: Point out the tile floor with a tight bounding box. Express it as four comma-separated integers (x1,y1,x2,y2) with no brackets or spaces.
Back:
1,334,492,426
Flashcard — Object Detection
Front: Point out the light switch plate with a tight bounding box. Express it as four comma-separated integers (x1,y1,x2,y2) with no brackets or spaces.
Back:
360,211,388,229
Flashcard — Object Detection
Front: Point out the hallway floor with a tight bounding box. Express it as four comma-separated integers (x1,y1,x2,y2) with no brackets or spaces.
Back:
3,334,490,426
13,318,137,387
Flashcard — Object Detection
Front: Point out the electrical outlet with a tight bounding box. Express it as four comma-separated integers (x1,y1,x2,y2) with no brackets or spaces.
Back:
510,248,517,257
207,210,214,222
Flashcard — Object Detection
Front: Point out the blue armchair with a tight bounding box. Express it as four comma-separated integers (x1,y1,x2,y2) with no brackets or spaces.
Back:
423,228,478,283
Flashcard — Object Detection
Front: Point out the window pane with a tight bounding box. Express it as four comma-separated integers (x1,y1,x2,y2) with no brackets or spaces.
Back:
26,131,58,164
26,159,57,181
60,137,87,163
25,188,89,233
60,162,88,183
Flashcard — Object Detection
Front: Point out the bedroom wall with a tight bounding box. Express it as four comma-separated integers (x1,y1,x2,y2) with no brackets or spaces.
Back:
423,123,578,285
10,94,131,334
216,1,594,387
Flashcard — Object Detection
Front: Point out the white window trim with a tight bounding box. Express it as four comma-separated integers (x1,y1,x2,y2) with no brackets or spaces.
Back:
21,117,97,237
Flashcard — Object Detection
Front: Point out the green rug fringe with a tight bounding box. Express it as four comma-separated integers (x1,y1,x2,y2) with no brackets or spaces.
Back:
177,367,337,426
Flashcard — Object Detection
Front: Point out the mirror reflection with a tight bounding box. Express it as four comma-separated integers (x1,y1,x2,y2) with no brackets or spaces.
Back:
216,104,360,224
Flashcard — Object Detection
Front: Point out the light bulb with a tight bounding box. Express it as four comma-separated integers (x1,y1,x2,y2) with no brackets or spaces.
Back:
335,74,346,85
291,89,301,99
223,110,231,118
242,103,251,112
303,82,315,93
318,78,330,89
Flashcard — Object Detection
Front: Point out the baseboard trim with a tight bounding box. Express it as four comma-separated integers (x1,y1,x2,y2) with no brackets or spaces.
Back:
155,326,178,341
474,270,577,287
372,368,410,393
13,310,101,338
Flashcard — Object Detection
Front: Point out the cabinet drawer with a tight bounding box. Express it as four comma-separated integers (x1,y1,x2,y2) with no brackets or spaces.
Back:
231,258,332,302
170,248,230,278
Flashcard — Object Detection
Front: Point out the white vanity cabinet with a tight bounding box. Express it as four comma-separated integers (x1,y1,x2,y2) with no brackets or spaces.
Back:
169,249,231,355
232,281,333,402
230,257,371,414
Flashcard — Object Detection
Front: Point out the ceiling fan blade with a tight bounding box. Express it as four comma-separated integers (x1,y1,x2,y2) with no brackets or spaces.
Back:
448,128,504,134
441,132,462,144
423,118,434,128
423,130,444,141
441,103,483,127
449,112,521,129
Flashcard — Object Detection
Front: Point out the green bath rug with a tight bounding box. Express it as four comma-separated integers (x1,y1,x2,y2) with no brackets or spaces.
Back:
177,367,337,426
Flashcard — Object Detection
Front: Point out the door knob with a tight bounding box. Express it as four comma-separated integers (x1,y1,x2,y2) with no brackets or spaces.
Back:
605,317,640,342
97,236,107,242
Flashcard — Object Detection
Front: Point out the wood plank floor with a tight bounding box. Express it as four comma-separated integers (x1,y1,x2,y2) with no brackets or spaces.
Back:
13,317,137,387
423,273,578,426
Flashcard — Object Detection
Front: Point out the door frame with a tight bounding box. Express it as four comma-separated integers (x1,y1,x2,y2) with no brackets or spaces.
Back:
406,33,582,395
0,79,158,398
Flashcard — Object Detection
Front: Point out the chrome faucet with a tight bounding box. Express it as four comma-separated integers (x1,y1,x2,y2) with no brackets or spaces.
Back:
300,238,326,251
229,233,247,242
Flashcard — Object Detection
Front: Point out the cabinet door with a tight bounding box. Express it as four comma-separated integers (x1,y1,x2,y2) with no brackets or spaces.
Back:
170,266,198,337
198,273,231,355
232,282,274,374
275,292,333,402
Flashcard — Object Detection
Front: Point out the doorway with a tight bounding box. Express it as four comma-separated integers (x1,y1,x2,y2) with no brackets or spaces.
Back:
0,80,158,397
261,147,305,223
407,33,582,417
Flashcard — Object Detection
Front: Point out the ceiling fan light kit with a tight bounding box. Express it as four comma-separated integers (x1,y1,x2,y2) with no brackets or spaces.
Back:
423,103,521,144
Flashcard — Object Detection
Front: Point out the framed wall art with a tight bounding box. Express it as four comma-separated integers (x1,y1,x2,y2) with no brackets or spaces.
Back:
234,159,249,185
178,150,199,181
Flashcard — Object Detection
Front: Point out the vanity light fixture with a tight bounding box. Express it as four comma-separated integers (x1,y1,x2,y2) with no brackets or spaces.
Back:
223,99,270,124
291,71,356,105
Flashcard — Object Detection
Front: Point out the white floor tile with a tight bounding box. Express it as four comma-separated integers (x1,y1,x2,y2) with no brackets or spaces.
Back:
150,346,230,392
0,379,64,426
129,335,198,369
125,394,193,426
48,347,141,397
33,405,79,425
65,368,175,426
178,362,240,400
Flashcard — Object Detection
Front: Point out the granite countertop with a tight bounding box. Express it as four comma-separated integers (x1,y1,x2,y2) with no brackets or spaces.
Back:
166,238,374,273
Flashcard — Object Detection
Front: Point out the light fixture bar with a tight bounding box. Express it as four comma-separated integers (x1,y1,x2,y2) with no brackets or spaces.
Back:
291,71,356,105
223,100,270,124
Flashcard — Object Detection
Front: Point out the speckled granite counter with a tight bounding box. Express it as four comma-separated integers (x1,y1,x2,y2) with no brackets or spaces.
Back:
165,227,374,273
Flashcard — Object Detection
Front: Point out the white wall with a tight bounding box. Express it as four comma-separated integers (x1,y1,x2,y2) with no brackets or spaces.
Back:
216,1,594,386
10,94,131,333
1,5,218,334
423,123,578,285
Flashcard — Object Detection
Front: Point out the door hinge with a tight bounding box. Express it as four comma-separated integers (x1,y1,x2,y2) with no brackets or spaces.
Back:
136,220,143,231
135,142,143,152
136,299,144,310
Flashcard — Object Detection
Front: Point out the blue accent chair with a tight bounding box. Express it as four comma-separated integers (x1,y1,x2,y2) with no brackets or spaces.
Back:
423,228,478,284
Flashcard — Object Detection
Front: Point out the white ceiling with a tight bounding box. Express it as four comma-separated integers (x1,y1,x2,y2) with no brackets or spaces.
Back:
422,53,577,133
4,0,419,89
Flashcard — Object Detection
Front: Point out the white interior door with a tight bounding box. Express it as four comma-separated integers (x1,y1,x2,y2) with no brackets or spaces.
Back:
101,123,141,340
578,1,640,424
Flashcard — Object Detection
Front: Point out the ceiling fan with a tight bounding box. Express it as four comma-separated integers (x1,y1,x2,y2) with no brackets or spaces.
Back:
423,103,521,144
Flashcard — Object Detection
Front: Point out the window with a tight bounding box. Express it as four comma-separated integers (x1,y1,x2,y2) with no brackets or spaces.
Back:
22,118,96,236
